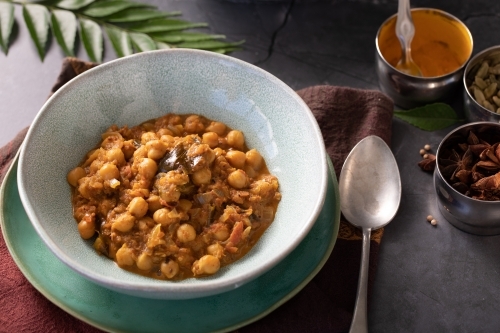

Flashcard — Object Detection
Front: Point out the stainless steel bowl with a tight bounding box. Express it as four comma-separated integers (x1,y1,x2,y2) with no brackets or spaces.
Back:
463,45,500,122
375,8,473,109
434,122,500,235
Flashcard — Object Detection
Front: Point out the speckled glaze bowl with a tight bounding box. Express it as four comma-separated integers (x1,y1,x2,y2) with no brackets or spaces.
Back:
17,49,328,299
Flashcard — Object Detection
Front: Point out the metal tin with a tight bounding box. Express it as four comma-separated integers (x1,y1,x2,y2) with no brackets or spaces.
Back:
463,45,500,122
375,8,473,109
434,122,500,235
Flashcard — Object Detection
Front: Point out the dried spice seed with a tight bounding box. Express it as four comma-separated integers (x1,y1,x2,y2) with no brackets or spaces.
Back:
430,219,437,226
426,215,433,222
467,53,500,114
420,149,426,155
424,144,431,151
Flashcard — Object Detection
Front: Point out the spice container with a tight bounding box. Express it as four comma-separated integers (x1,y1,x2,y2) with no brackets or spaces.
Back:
375,8,473,109
463,45,500,122
434,122,500,235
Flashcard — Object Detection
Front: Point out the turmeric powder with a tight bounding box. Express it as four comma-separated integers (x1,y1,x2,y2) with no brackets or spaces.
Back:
377,9,472,77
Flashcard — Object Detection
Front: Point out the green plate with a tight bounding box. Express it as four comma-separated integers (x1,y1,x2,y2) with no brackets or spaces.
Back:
1,155,340,333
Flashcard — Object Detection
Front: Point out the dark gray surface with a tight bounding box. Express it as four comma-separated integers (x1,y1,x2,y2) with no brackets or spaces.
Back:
2,0,500,332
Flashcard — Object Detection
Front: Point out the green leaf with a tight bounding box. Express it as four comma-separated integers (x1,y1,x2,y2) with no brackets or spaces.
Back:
128,18,208,33
155,41,171,50
104,25,132,57
51,9,76,56
105,8,172,23
56,0,96,10
83,1,154,18
0,2,14,54
129,32,156,52
79,17,102,62
177,39,245,51
23,4,50,61
393,103,463,131
150,32,226,44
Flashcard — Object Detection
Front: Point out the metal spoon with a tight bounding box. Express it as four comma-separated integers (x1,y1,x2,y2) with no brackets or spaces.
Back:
339,136,402,333
395,0,422,76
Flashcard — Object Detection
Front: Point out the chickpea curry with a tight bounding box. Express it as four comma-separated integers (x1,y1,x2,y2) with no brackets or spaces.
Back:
66,113,281,280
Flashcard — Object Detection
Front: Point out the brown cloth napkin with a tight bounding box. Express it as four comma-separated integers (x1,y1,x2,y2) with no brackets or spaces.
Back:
0,58,393,333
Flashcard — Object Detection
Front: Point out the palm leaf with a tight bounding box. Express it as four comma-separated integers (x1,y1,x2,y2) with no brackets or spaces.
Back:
51,9,77,56
0,2,14,54
105,25,133,57
2,1,244,60
23,4,50,61
83,1,154,18
79,17,103,62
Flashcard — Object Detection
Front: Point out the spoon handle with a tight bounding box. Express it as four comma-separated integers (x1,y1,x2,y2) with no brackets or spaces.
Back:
396,0,415,59
349,227,371,333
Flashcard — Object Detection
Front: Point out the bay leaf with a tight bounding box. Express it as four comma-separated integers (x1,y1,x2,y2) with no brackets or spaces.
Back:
393,103,463,131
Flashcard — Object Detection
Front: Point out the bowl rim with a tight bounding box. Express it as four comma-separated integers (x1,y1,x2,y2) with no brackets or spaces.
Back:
375,7,474,79
463,45,500,116
435,121,500,204
17,48,328,299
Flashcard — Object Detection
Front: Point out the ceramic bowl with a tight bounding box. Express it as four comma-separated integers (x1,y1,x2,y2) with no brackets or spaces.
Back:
463,45,500,122
17,49,328,299
434,122,500,235
375,8,473,109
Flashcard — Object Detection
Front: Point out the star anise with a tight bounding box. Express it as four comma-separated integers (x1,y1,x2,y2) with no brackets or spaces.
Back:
439,147,474,182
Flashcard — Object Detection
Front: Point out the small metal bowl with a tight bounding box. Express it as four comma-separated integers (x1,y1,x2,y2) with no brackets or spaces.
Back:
434,122,500,235
463,45,500,122
375,8,473,109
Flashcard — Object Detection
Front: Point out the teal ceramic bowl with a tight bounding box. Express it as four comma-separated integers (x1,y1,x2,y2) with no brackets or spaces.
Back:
17,49,328,300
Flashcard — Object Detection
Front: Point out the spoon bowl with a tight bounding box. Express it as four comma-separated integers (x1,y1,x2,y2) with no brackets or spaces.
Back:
339,135,401,333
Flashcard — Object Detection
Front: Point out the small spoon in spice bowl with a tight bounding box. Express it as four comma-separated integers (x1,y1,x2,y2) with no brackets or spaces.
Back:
395,0,422,76
339,136,402,333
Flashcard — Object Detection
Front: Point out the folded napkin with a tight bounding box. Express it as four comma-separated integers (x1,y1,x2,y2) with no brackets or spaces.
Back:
0,58,393,333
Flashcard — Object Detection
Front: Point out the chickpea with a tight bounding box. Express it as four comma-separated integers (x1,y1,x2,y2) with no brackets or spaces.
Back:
147,195,163,213
105,148,125,165
206,121,226,136
244,164,257,178
192,255,220,276
207,243,224,258
157,128,173,137
177,223,197,242
202,132,219,148
127,197,148,218
227,169,248,189
67,167,86,187
100,133,123,149
226,130,245,150
141,132,158,144
153,208,180,226
213,225,229,241
225,150,246,169
98,163,120,181
116,244,135,266
246,149,263,171
160,134,175,145
136,252,153,271
138,158,158,179
185,115,205,133
161,260,180,279
192,168,211,185
177,199,193,212
146,140,167,160
77,219,95,239
111,212,135,232
133,145,148,159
